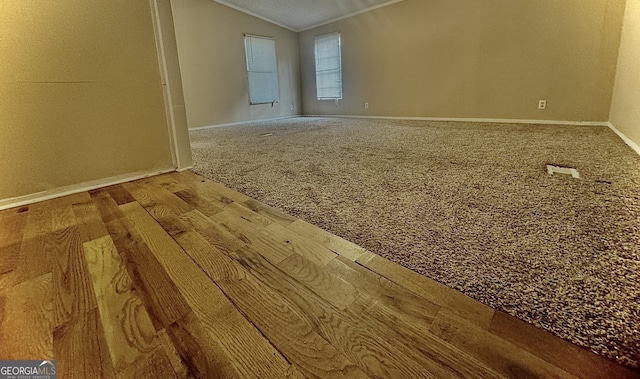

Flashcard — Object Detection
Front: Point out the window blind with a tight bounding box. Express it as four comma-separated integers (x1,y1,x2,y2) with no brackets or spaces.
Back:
244,35,279,104
315,33,343,100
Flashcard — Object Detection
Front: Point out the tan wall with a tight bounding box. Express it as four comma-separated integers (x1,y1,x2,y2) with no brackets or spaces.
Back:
299,0,625,121
610,0,640,147
172,0,302,128
0,0,173,201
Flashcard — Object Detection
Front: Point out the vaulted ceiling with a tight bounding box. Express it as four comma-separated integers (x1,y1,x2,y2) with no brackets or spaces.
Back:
215,0,404,31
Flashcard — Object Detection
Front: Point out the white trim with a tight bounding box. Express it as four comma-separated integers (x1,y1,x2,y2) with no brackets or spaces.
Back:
607,122,640,156
189,116,298,131
214,1,296,31
176,166,193,172
303,114,609,127
0,167,175,211
215,0,403,32
301,0,404,31
150,0,182,170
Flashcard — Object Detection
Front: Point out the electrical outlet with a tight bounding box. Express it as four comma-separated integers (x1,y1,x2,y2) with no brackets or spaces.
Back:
290,104,294,111
364,102,369,109
538,100,547,110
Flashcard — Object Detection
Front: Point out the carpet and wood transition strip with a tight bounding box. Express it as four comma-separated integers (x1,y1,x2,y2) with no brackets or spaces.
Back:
0,171,636,378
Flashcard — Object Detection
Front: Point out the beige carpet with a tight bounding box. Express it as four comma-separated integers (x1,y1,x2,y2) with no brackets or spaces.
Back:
191,117,640,369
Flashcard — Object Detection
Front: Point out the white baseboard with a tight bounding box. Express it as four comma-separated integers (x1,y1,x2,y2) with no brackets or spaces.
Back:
0,167,176,211
304,114,609,127
176,166,193,172
189,115,299,132
607,122,640,157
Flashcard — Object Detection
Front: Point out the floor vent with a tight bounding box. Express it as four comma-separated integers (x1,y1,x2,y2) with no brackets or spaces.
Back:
546,165,580,179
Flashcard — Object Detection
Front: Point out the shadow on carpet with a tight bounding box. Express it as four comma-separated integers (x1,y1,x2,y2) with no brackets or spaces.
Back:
190,117,640,369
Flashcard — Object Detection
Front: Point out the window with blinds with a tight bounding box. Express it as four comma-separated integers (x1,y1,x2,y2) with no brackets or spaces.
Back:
314,33,343,100
244,35,279,104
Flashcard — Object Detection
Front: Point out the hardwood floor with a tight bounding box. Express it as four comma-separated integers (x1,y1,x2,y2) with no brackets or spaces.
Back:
0,171,637,378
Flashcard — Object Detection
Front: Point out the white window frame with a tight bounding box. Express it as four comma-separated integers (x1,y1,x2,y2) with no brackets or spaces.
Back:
314,32,343,101
244,34,280,105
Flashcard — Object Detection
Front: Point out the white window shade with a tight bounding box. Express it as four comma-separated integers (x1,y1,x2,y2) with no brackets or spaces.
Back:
244,35,279,104
315,33,343,100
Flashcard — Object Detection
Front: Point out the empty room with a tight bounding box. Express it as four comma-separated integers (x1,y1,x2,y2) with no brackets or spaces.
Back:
1,0,639,378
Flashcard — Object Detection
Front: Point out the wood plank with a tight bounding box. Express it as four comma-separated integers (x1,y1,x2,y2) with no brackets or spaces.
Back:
220,275,368,379
50,204,78,232
51,226,97,327
356,251,495,329
72,200,109,241
173,188,224,217
344,295,504,379
0,203,56,290
233,246,497,379
117,347,177,379
0,210,28,276
157,328,191,379
240,198,297,226
0,241,20,277
211,202,274,230
429,309,577,378
277,253,357,310
187,182,236,209
212,210,336,267
91,190,124,224
173,231,246,282
327,256,441,327
119,238,191,330
166,312,243,379
83,235,159,371
0,207,28,242
222,203,273,229
173,231,367,378
53,307,116,379
46,192,91,231
22,201,52,239
177,209,246,255
44,192,92,233
177,173,250,208
123,181,193,219
150,173,189,193
98,184,136,205
282,365,308,379
49,191,92,207
0,273,53,360
489,311,640,379
0,205,28,223
173,170,206,184
0,232,54,290
201,181,250,204
229,224,296,266
117,182,153,208
119,201,294,378
264,223,337,267
0,204,54,290
287,219,366,261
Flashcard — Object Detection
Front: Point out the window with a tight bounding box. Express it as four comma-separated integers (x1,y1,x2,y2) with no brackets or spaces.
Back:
244,35,279,104
315,33,342,100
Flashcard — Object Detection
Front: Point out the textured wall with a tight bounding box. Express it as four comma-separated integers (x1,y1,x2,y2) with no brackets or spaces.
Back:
0,0,173,200
299,0,625,121
610,0,640,147
172,0,302,128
